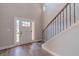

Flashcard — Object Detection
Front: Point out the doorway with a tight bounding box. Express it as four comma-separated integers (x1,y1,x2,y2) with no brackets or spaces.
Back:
14,17,34,45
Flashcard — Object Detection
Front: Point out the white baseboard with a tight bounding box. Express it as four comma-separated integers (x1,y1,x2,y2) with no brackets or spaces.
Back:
42,44,59,56
0,44,16,50
0,39,42,51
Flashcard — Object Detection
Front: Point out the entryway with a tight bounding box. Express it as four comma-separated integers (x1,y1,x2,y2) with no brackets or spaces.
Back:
14,17,34,46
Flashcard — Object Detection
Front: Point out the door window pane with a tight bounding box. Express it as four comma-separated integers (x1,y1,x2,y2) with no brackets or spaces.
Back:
22,21,30,27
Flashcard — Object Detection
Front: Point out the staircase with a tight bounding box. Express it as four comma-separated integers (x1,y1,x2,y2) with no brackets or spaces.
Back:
42,3,79,56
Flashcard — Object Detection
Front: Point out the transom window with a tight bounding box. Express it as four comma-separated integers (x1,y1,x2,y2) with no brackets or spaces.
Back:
22,21,30,27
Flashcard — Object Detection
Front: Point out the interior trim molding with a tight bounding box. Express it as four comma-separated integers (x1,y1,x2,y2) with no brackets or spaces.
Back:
0,39,42,51
42,44,59,56
0,44,16,50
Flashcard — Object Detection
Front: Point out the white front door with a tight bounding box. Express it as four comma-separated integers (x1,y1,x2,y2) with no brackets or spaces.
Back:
14,17,32,45
20,19,32,44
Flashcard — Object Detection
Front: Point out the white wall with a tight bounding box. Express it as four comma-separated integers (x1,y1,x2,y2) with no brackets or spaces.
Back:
43,3,66,29
0,3,43,47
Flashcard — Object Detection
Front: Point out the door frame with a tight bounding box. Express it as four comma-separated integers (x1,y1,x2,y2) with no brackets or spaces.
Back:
14,17,35,46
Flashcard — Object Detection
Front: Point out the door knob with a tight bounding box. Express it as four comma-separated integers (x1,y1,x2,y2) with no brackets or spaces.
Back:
20,31,22,36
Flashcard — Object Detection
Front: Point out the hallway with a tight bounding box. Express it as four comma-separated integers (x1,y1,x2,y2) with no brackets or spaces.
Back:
0,42,52,56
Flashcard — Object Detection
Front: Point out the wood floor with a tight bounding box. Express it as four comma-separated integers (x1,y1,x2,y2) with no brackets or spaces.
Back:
0,43,52,56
